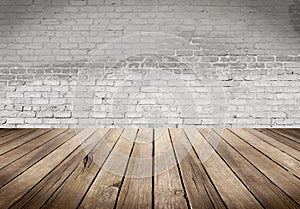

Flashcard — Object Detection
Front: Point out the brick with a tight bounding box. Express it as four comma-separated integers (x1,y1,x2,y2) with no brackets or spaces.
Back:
247,63,265,68
25,43,43,49
56,56,72,62
27,80,43,86
22,56,39,61
52,0,68,5
257,56,275,62
276,55,294,62
183,118,202,125
73,111,89,118
284,63,300,68
7,118,24,124
92,112,107,118
36,111,53,118
19,111,36,118
43,118,61,124
0,1,299,128
126,112,143,118
32,98,49,105
49,98,67,105
24,92,42,98
44,80,60,85
70,0,87,5
60,118,78,124
54,112,71,118
138,99,156,105
0,75,15,80
6,92,23,98
8,80,26,86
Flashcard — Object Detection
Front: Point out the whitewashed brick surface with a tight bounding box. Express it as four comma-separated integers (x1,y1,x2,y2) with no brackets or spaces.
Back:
0,0,299,127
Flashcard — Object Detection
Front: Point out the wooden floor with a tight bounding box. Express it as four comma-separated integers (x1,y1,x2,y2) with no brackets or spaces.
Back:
0,128,299,209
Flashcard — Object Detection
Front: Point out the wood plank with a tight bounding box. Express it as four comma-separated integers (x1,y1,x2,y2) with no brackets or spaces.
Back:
256,129,300,151
78,129,138,209
214,128,300,204
170,128,226,209
0,128,97,208
283,129,300,138
185,128,262,209
245,129,300,161
0,129,29,137
201,128,299,209
154,129,188,209
0,129,52,169
271,129,300,143
0,129,69,188
115,129,153,209
0,129,17,137
10,129,110,209
0,129,51,155
2,128,300,209
0,129,36,146
231,129,300,178
41,129,123,209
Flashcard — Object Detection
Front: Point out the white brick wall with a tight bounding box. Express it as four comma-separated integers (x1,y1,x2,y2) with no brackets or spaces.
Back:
0,0,299,127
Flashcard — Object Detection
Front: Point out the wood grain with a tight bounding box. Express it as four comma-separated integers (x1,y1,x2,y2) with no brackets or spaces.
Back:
79,129,138,209
0,128,299,209
41,129,120,209
205,128,299,209
154,129,188,209
116,129,153,209
271,129,300,143
245,128,300,161
230,129,300,178
0,129,68,188
171,128,226,209
189,128,263,209
11,129,110,209
256,128,300,151
0,129,36,146
0,129,51,169
214,128,300,205
0,129,97,208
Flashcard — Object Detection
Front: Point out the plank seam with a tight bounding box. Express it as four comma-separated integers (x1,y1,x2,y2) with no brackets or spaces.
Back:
152,128,155,209
213,129,300,207
77,129,125,209
199,129,266,209
246,129,300,162
113,129,139,209
168,129,192,209
229,129,300,180
267,129,300,144
185,129,228,209
0,129,70,189
0,129,55,169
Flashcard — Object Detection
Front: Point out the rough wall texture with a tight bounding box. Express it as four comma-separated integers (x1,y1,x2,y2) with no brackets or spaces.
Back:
0,0,299,127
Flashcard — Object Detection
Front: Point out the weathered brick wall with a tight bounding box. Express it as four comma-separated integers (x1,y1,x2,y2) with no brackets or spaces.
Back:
0,0,299,127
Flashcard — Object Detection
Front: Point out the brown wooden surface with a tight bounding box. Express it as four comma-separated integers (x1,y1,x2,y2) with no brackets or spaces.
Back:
256,128,300,151
0,128,299,209
171,129,226,209
116,129,153,209
79,129,137,209
154,129,188,209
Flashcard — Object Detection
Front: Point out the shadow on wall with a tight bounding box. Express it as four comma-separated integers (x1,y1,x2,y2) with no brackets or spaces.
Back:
289,0,300,34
